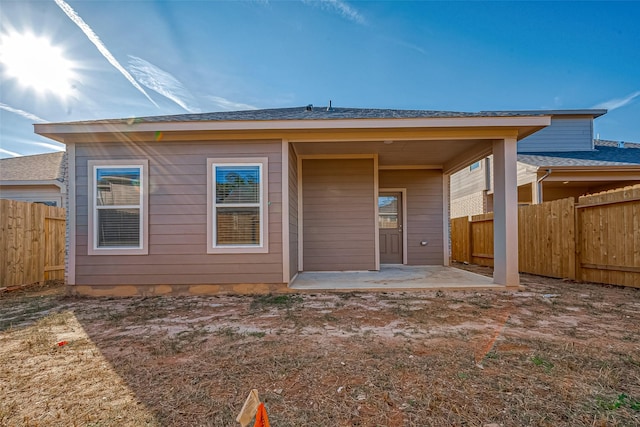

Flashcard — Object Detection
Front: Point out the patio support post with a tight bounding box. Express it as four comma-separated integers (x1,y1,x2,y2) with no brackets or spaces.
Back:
442,173,451,266
492,137,520,287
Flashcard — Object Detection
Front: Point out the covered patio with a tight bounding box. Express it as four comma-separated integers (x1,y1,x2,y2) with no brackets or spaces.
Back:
290,265,499,291
288,112,552,289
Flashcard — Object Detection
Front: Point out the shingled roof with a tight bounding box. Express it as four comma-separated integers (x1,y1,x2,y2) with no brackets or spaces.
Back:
517,139,640,167
53,106,561,125
0,152,66,182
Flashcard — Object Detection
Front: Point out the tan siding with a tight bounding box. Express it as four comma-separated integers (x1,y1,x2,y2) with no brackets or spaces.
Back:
76,263,282,275
450,161,487,199
149,204,207,215
135,242,283,255
74,139,283,286
516,161,537,187
379,170,444,265
74,273,283,285
288,144,299,279
302,158,375,271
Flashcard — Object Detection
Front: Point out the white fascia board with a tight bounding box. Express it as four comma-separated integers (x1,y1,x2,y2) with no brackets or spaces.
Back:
35,116,552,135
536,165,640,172
537,166,640,182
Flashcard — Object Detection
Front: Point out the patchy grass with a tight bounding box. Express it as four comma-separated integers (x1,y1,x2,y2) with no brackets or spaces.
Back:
597,393,640,411
0,280,65,330
1,273,640,426
250,293,303,310
531,354,555,373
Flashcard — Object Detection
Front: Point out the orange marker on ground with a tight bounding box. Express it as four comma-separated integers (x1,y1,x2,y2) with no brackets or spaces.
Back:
253,402,270,427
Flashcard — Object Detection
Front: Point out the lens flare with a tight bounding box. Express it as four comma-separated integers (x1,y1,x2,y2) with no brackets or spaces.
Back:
0,32,75,97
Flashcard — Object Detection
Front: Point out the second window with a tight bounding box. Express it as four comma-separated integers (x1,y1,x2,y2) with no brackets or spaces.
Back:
208,158,268,253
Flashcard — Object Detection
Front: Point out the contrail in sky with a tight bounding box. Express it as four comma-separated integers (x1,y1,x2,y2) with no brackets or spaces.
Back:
128,56,199,113
0,102,47,122
302,0,366,25
0,147,22,157
593,90,640,111
53,0,158,107
29,141,66,151
206,96,257,111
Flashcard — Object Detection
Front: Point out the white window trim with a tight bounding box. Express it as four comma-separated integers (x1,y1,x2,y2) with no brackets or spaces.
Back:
207,157,269,254
87,159,149,255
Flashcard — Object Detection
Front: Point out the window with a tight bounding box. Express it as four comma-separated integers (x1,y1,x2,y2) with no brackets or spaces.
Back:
88,160,148,255
470,161,481,171
378,195,398,229
207,158,268,253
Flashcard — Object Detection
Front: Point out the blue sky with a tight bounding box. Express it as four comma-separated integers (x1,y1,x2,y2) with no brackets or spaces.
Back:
1,0,639,158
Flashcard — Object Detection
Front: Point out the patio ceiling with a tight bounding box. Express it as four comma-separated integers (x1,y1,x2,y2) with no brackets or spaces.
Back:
293,139,493,168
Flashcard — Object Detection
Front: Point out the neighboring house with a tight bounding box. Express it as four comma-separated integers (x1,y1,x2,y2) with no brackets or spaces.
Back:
36,106,565,295
450,110,640,218
0,151,67,207
516,139,640,205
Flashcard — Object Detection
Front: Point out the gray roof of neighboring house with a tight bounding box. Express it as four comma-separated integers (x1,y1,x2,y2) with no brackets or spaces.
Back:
483,109,607,118
0,151,66,182
51,106,606,125
593,139,640,149
518,139,640,167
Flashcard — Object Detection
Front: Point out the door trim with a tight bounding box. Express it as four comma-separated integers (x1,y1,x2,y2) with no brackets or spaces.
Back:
379,188,408,265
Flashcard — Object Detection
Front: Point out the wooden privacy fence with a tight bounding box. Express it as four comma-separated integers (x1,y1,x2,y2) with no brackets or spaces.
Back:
0,199,66,288
451,184,640,288
577,185,640,287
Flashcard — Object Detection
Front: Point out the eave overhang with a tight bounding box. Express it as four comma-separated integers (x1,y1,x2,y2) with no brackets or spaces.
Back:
0,179,66,191
35,115,552,144
535,165,640,182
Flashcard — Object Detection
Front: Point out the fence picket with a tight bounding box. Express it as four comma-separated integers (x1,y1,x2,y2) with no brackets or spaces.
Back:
451,184,640,288
0,199,66,287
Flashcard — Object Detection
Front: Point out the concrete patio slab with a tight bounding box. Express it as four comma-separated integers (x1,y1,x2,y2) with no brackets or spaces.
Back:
290,265,501,291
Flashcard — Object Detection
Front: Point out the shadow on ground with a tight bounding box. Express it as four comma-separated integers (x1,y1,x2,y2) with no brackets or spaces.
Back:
2,270,640,426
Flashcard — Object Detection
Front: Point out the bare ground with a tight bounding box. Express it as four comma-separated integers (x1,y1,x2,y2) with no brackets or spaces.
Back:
1,266,639,427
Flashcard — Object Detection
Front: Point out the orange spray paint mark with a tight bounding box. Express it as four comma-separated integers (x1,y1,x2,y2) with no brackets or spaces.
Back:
475,307,512,364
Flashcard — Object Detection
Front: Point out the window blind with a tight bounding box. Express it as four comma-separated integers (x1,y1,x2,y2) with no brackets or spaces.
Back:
95,167,142,248
98,209,140,247
214,165,261,246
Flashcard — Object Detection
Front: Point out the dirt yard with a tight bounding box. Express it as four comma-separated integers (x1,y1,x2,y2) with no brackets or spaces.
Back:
1,266,639,426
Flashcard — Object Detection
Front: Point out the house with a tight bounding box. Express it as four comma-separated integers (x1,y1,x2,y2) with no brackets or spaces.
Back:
35,106,562,296
0,151,67,207
450,110,640,218
516,139,640,204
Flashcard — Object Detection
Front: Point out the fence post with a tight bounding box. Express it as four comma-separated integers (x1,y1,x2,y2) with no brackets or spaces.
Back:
467,215,472,264
574,205,582,282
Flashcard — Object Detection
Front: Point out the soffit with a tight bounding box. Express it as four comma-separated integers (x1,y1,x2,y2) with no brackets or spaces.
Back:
294,139,493,167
